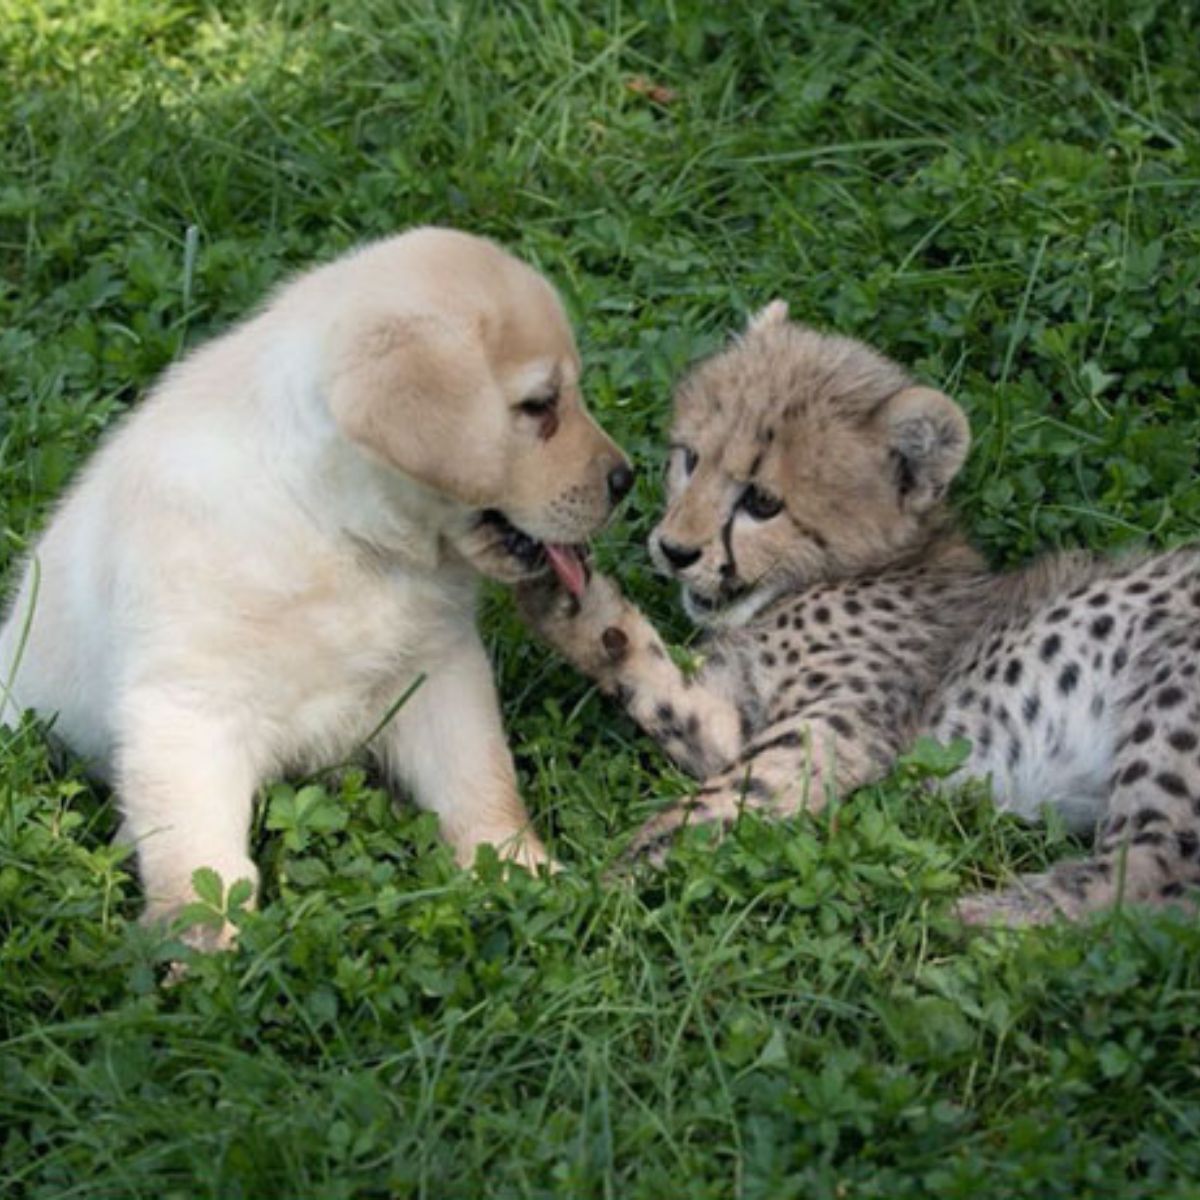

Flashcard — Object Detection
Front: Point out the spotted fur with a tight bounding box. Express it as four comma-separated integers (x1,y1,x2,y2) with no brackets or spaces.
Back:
520,304,1200,926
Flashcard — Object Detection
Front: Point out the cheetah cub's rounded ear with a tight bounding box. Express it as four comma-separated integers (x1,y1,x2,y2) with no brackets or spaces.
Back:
878,386,970,513
746,299,790,333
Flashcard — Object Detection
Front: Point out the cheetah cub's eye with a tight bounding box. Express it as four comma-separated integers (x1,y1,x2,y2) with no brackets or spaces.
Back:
669,444,699,476
741,484,784,521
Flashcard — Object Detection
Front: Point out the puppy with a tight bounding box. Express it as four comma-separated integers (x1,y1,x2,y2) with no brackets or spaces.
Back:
0,227,631,940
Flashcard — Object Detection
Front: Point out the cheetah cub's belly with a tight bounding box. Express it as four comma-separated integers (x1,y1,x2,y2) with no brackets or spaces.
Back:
926,553,1191,834
929,625,1117,833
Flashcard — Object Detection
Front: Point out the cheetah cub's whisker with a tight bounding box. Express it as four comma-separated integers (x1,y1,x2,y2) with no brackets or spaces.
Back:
519,301,1200,926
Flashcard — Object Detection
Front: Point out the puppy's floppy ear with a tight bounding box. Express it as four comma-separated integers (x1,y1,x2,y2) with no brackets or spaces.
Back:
877,386,969,513
327,315,507,506
746,299,789,333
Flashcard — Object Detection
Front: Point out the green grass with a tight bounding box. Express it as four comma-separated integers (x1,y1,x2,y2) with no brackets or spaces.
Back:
3,1,1200,1195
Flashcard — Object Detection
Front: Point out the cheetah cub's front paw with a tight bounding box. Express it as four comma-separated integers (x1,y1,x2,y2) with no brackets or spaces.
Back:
516,571,641,686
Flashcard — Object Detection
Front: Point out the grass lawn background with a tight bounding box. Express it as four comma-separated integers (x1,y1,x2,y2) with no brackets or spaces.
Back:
2,1,1200,1195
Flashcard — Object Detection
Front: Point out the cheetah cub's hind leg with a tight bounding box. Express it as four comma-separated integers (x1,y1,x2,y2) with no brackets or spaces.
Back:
957,662,1200,926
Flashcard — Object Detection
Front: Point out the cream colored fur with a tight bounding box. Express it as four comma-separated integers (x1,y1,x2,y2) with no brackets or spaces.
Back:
0,227,628,941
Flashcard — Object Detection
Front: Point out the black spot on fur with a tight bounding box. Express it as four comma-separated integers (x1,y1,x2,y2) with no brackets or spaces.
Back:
1091,614,1114,639
1176,830,1200,859
745,730,803,759
1004,659,1022,686
1058,663,1080,695
738,708,755,742
1046,606,1070,623
1022,694,1040,723
1121,760,1150,786
1156,771,1189,799
1133,830,1167,847
826,713,854,738
741,776,771,801
1158,687,1185,710
1168,729,1198,753
1040,634,1061,662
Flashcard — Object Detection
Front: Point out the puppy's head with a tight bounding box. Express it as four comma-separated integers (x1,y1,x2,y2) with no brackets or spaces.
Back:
651,302,970,627
326,228,631,584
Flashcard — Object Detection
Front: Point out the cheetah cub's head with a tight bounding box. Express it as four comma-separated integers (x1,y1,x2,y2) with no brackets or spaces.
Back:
651,302,970,627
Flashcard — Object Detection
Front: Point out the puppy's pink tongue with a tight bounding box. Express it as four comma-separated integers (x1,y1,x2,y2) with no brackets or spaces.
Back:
545,544,587,598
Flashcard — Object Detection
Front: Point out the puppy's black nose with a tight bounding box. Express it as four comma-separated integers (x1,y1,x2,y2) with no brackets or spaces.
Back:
607,462,635,505
658,539,701,571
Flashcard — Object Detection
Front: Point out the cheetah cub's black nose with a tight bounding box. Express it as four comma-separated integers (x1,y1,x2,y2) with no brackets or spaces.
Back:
659,539,702,571
607,463,635,505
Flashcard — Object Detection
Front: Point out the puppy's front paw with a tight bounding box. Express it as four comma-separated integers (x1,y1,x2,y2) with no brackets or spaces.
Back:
516,571,637,681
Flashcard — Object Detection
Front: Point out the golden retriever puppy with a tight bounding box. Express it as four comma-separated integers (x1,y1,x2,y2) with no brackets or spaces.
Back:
0,227,630,941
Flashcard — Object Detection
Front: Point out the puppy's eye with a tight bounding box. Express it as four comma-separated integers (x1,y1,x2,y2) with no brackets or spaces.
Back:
517,392,558,418
741,485,783,521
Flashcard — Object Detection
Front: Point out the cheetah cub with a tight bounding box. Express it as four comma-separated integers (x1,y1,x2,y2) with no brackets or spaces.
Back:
521,302,1200,926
